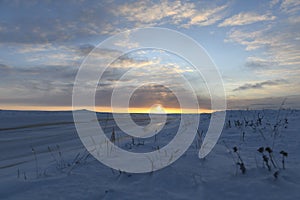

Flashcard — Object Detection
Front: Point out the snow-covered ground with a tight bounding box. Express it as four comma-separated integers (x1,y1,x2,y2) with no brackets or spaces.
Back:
0,109,299,200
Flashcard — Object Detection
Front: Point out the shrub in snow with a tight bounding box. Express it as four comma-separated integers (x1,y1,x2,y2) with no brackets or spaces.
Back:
280,150,288,169
233,146,246,174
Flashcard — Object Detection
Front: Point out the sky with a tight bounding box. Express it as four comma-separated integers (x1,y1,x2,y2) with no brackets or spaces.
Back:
0,0,299,113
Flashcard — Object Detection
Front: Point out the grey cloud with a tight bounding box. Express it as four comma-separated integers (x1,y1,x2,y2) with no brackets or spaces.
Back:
0,93,72,107
129,85,179,108
245,59,277,69
233,79,288,91
227,95,300,110
0,46,212,110
0,64,12,76
0,1,113,44
76,44,96,55
0,63,77,101
0,64,77,79
226,14,300,67
95,83,212,110
0,63,11,70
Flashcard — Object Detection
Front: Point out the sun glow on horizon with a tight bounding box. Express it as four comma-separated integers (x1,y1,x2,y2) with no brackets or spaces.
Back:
149,104,166,114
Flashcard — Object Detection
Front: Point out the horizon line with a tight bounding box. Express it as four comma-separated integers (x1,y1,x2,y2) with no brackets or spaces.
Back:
0,105,213,114
0,107,295,114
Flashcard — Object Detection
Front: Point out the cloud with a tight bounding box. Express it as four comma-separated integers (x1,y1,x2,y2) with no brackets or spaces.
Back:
288,15,300,24
0,1,113,43
76,48,210,110
0,0,229,43
280,0,300,14
95,83,211,110
219,12,276,27
233,79,288,91
0,46,209,110
245,56,278,69
111,0,228,29
225,19,300,67
223,1,300,66
0,64,77,88
113,0,184,24
19,43,96,58
0,62,79,107
270,0,281,8
0,0,231,43
0,63,11,71
0,43,97,68
184,5,228,27
125,84,180,108
227,95,300,109
75,43,95,55
224,27,271,50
